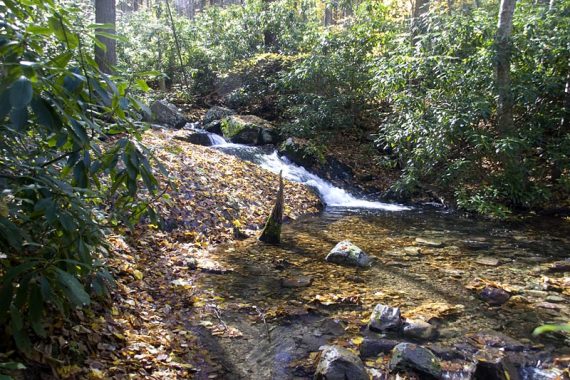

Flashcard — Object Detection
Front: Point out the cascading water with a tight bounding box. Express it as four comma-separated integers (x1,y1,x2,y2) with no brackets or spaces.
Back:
199,132,409,211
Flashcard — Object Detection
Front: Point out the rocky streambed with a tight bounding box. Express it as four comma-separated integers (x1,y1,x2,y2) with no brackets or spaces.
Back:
188,208,570,379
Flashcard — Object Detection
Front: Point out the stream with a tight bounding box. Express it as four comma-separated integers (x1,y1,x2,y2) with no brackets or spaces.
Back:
191,130,570,379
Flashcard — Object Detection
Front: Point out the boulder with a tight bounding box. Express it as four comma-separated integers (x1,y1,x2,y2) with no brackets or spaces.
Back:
325,241,371,268
314,345,368,380
368,304,402,332
402,319,437,341
203,120,223,135
221,115,277,145
389,343,442,379
150,100,187,129
203,106,235,125
480,286,511,306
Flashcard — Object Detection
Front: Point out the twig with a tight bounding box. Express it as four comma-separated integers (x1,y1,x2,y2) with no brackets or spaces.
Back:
253,305,271,343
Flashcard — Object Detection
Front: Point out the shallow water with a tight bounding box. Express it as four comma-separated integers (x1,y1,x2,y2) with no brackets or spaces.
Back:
194,206,570,378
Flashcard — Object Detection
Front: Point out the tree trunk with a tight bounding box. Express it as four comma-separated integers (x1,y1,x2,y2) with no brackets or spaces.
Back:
324,5,333,26
412,0,430,35
95,0,117,74
259,172,284,245
495,0,516,134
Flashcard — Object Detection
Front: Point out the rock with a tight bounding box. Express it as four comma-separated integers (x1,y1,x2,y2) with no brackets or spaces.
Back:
150,100,187,128
389,343,442,379
281,276,312,288
359,338,399,358
221,115,276,145
203,120,223,135
463,239,493,251
403,246,422,255
480,286,511,306
415,237,444,248
466,332,527,352
475,256,501,266
473,352,521,380
545,295,565,303
203,106,235,125
278,138,353,185
325,241,371,268
176,132,215,146
402,319,437,341
314,345,368,380
547,259,570,273
369,304,402,332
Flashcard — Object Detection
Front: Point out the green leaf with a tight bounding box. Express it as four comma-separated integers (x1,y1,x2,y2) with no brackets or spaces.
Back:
0,283,14,322
9,76,33,110
135,79,151,92
54,268,90,307
0,217,23,250
532,324,570,336
0,362,26,370
10,107,28,130
28,283,46,337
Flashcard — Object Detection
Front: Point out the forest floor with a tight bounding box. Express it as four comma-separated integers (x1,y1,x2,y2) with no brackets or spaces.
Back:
21,129,322,379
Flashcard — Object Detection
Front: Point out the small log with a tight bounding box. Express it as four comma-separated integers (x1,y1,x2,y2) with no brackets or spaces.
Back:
259,171,284,244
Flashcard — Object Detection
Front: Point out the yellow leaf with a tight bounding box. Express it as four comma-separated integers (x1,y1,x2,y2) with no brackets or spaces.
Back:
351,336,364,345
133,270,143,280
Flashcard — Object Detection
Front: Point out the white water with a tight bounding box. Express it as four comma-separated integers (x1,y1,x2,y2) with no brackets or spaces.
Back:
206,136,409,211
207,133,227,146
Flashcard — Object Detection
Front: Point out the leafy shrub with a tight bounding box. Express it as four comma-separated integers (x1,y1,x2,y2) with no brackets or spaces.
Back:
0,0,159,352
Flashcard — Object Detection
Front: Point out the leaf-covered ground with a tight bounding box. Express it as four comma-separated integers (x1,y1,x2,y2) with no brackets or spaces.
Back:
14,129,321,379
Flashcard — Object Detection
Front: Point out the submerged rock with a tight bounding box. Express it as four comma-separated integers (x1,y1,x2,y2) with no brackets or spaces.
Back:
314,345,368,380
475,256,501,266
463,239,493,251
547,259,570,273
389,342,442,379
203,106,235,125
473,352,521,380
281,276,312,288
480,286,511,306
402,319,437,341
325,241,371,268
150,100,187,129
415,237,444,248
359,338,399,358
369,304,402,332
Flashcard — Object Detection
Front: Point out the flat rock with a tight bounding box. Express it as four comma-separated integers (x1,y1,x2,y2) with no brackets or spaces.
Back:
369,304,402,332
415,237,444,248
475,256,501,266
325,241,371,268
545,295,565,303
389,343,442,379
548,259,570,273
462,239,493,251
281,276,312,288
314,345,368,380
403,246,422,255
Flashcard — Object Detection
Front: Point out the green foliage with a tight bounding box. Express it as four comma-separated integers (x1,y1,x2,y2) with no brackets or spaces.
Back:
373,1,570,213
533,324,570,336
0,0,160,353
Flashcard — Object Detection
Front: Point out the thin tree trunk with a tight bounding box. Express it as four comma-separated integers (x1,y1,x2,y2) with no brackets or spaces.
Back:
495,0,516,134
95,0,117,74
324,5,333,26
412,0,430,37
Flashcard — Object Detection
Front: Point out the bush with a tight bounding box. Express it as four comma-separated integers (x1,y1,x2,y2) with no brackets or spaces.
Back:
0,0,160,352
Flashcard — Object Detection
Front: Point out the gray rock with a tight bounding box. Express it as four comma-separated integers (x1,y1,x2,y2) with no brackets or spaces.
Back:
545,295,565,303
187,258,198,270
150,100,187,128
547,259,570,273
462,239,493,251
369,304,402,332
203,106,235,125
314,345,368,380
402,319,437,341
415,237,444,248
359,338,399,358
480,286,511,306
475,256,501,266
389,343,442,379
325,241,371,268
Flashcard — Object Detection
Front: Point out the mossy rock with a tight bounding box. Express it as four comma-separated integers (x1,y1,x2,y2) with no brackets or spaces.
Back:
221,115,276,145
